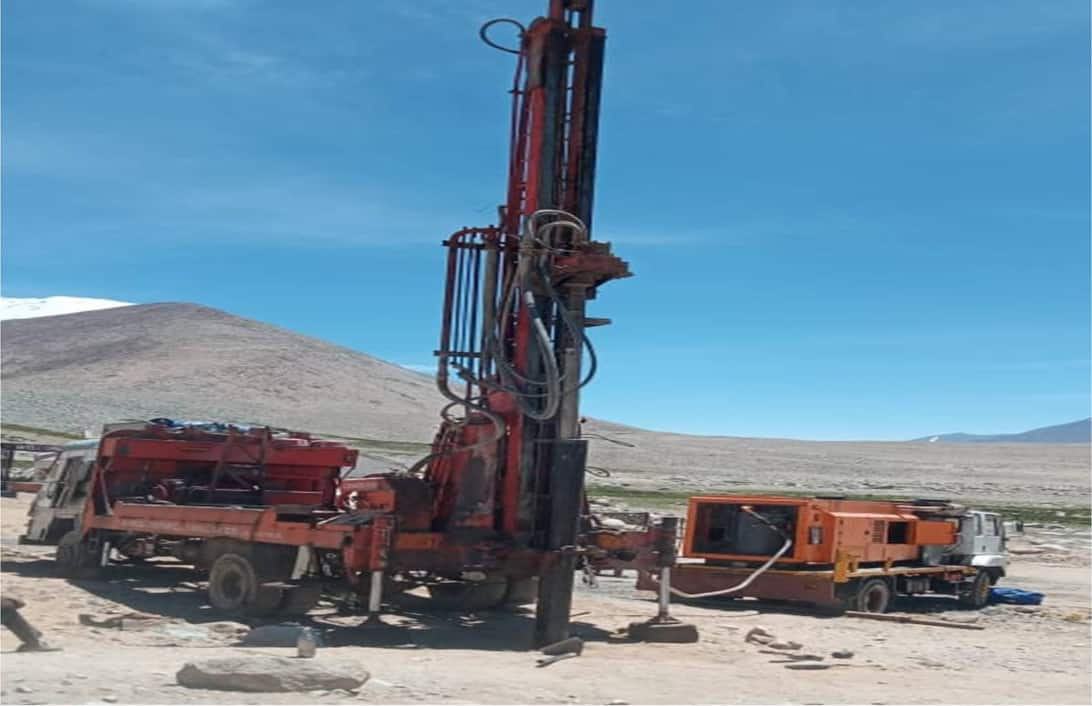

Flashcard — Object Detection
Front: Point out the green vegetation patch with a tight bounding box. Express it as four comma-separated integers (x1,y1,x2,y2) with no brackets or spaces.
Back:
316,433,431,455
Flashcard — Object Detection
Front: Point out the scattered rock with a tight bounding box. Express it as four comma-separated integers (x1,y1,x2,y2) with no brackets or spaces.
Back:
542,637,584,656
176,656,368,693
203,621,249,636
745,626,775,645
1015,606,1041,614
943,614,979,624
609,700,629,705
15,687,32,694
768,641,802,651
78,612,163,629
102,696,118,703
831,650,854,659
239,624,324,648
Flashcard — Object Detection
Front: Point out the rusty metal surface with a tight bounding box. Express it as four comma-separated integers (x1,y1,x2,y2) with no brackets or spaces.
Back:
644,565,841,606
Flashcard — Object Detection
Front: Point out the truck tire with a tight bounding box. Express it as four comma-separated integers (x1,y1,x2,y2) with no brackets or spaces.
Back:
207,553,284,617
427,580,509,612
853,578,892,613
959,570,991,609
55,531,102,579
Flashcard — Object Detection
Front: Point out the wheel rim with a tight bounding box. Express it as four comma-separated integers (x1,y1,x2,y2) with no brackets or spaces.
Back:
862,585,887,612
221,569,245,605
211,559,253,610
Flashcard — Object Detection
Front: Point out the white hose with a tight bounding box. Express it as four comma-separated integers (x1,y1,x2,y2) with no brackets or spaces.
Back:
654,537,794,599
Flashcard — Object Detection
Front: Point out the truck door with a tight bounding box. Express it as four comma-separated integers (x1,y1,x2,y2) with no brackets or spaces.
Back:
970,513,986,555
979,514,1003,556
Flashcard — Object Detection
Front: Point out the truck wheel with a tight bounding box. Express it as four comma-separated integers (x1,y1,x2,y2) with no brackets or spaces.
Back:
207,553,284,617
427,580,509,612
55,531,102,579
853,578,892,613
279,585,323,616
959,571,991,609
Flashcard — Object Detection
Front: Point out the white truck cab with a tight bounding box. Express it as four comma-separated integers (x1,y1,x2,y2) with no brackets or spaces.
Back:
21,439,100,544
954,510,1007,582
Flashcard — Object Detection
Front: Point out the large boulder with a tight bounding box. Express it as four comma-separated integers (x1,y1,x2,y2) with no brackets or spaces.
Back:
176,656,368,693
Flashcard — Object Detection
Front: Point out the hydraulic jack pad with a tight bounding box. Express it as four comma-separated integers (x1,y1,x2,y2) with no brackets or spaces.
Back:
627,618,699,643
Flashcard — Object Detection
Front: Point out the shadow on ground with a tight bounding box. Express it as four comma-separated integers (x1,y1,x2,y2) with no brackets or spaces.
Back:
672,593,981,617
0,555,619,651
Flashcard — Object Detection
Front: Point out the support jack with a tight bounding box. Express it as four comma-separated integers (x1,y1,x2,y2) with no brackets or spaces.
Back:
627,566,699,643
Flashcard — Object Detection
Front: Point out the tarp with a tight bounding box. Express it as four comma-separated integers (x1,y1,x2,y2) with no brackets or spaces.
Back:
989,587,1044,605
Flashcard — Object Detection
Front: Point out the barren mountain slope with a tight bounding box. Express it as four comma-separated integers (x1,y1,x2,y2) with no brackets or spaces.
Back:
1,303,442,441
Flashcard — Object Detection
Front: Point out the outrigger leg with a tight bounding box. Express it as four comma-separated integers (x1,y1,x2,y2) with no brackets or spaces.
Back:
627,518,699,643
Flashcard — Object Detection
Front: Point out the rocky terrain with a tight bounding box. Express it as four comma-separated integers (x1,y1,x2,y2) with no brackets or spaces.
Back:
1,493,1089,705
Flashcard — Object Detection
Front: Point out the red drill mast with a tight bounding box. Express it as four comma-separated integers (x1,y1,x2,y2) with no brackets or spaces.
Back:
428,0,630,645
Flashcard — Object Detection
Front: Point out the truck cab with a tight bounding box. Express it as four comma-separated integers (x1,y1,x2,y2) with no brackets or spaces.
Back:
954,510,1007,582
21,439,99,544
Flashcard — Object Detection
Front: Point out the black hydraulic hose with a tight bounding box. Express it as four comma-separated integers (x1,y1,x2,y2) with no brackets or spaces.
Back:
479,18,525,55
536,261,598,389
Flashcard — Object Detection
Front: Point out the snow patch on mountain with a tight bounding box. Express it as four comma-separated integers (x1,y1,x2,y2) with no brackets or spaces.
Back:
0,296,134,321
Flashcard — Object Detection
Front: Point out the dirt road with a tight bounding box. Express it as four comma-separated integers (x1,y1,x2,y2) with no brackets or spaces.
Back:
1,494,1089,705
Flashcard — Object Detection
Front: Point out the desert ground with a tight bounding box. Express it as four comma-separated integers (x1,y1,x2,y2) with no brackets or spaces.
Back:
2,492,1089,705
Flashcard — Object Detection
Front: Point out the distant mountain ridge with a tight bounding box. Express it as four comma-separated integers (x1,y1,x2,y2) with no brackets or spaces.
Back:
914,418,1091,444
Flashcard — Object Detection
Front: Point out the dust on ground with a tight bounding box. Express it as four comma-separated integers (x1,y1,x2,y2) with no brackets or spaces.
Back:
1,494,1089,705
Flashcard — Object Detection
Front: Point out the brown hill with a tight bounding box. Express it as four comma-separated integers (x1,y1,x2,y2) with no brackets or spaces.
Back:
1,303,442,442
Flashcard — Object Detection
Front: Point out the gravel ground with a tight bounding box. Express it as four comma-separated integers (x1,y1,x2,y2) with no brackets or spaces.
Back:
1,494,1089,705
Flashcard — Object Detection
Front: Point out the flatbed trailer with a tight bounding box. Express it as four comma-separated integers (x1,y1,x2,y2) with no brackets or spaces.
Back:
639,558,982,613
41,420,677,625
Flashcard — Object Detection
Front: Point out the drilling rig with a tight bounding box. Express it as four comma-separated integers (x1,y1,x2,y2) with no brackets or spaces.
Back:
424,0,636,646
39,0,695,648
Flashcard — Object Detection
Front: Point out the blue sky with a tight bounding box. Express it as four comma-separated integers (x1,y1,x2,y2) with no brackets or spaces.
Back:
2,0,1089,440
